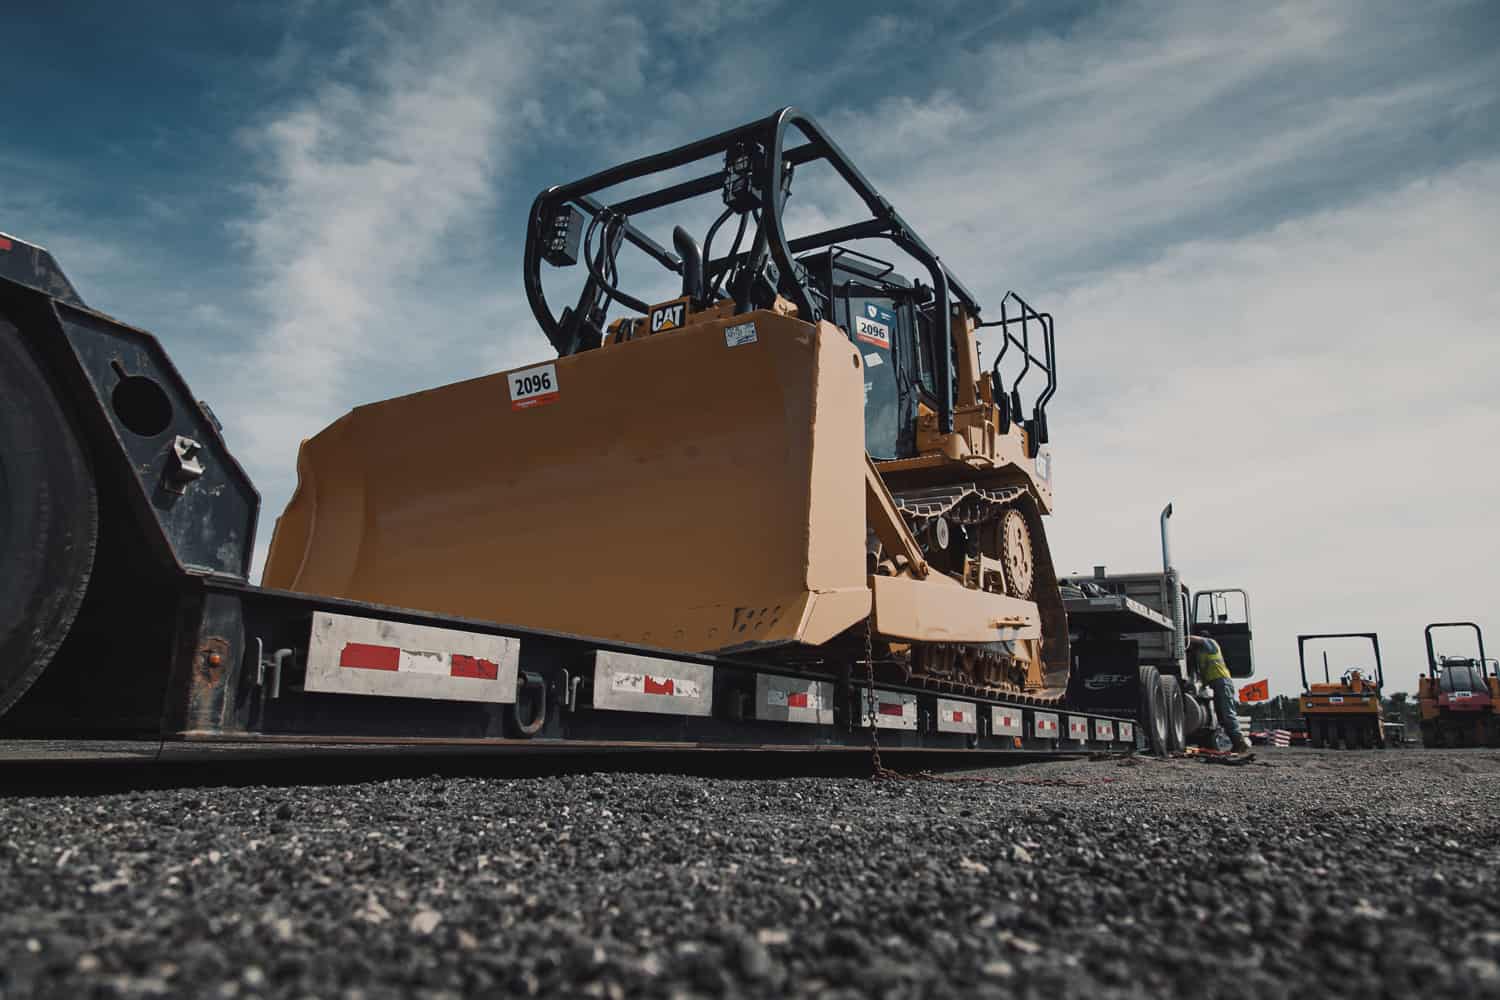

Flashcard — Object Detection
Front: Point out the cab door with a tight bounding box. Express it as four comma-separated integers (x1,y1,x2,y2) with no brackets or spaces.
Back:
1192,588,1254,677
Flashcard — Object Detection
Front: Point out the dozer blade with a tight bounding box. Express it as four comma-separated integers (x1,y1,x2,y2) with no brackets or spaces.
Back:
262,311,873,653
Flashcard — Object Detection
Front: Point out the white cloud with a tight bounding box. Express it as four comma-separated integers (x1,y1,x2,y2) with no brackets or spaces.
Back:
821,0,1499,291
218,4,657,574
1046,159,1500,695
226,16,527,473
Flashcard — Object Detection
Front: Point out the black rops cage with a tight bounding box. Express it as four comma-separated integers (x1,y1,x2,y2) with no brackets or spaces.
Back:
522,106,1055,448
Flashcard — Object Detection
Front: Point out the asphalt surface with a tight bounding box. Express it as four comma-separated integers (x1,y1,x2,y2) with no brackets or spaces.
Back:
2,748,1499,999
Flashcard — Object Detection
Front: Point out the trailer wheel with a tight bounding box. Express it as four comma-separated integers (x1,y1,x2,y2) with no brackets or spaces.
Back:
1160,675,1186,752
1180,690,1206,739
1138,665,1169,756
0,318,98,719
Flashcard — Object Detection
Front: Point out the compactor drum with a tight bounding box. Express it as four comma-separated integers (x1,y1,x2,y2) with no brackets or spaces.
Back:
264,108,1069,701
1297,633,1385,749
1418,622,1497,747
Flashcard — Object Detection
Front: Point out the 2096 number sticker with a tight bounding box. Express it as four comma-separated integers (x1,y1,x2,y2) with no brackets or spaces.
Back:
853,303,894,349
508,363,559,410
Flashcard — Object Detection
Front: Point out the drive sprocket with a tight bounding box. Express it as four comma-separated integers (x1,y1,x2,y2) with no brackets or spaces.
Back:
1000,508,1035,600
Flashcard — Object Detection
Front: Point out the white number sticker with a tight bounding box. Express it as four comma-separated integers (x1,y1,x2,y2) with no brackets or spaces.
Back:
508,363,559,410
854,315,890,348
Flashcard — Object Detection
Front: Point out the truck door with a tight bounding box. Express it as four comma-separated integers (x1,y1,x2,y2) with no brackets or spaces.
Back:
1192,589,1254,677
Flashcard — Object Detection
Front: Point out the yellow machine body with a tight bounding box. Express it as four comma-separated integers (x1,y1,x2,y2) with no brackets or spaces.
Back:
1299,671,1382,718
263,107,1073,700
263,300,1069,698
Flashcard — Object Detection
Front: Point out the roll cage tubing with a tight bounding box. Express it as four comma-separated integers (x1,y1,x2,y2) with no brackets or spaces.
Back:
1297,633,1383,690
981,291,1057,440
1424,622,1488,679
522,107,985,435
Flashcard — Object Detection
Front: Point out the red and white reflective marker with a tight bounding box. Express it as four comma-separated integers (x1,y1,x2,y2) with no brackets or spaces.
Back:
1067,716,1089,740
593,651,713,717
936,698,976,735
1033,712,1060,738
991,707,1024,738
338,641,500,680
1117,720,1135,742
757,674,834,725
1094,719,1115,741
611,671,701,699
305,612,519,704
865,689,918,731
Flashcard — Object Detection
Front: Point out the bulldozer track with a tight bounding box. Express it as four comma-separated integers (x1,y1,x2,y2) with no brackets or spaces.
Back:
881,483,1069,701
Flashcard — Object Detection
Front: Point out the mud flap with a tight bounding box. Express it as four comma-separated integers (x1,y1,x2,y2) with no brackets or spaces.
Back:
1066,638,1142,716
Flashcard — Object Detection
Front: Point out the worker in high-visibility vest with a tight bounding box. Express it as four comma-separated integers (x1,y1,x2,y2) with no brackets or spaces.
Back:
1187,634,1251,753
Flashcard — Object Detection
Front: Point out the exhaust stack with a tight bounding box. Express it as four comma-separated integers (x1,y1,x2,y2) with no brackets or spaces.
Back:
1161,502,1186,666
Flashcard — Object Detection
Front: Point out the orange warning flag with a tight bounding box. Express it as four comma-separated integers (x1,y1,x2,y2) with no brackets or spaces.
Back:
1239,678,1270,703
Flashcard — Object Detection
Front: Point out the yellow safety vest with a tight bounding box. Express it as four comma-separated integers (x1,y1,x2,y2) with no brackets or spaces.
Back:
1193,638,1230,683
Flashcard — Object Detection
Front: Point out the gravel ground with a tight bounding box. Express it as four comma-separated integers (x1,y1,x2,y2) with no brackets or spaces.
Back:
2,748,1500,999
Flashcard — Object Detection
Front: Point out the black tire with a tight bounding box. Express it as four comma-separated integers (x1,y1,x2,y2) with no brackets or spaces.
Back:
1181,692,1206,740
0,317,98,719
1161,675,1186,752
1138,665,1169,756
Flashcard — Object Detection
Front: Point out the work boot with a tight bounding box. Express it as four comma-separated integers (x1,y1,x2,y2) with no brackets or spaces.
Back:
1231,735,1251,754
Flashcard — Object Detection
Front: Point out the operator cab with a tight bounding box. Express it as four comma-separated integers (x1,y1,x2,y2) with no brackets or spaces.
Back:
1437,655,1488,695
797,247,946,460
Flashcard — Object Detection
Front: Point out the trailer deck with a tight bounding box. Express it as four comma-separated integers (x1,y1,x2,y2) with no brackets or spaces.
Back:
3,573,1140,763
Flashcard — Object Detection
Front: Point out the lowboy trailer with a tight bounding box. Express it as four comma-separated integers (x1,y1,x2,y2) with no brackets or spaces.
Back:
1,109,1196,765
0,204,1144,763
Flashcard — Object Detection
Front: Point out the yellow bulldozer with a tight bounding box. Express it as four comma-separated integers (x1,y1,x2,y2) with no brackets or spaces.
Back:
262,107,1068,703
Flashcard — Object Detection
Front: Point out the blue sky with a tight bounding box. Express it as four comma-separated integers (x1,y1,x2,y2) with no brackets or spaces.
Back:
5,0,1498,696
